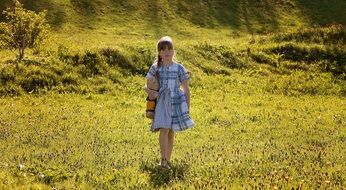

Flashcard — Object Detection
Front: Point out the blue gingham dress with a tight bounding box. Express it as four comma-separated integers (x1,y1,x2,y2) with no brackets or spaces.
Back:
146,61,195,132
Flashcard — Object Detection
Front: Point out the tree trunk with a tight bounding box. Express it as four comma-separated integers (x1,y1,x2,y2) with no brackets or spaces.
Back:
13,0,16,13
20,47,24,60
18,48,21,60
18,35,25,60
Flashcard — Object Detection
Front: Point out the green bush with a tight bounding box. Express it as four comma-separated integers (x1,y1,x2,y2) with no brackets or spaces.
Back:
249,51,278,67
127,46,155,75
99,47,130,67
78,51,108,77
268,43,318,62
0,0,50,60
279,61,310,72
195,43,249,69
58,46,142,77
47,59,69,76
57,44,78,64
19,66,59,92
0,65,16,84
0,83,23,96
97,84,112,94
268,43,346,76
61,73,79,85
273,25,346,45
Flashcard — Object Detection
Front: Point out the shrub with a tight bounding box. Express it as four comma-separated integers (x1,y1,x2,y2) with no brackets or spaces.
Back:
0,83,23,96
195,43,249,69
19,66,59,92
127,46,155,75
249,51,278,67
57,44,76,64
0,65,16,84
97,84,112,94
79,50,108,77
268,43,346,76
273,25,346,45
99,47,129,67
268,43,312,62
279,61,310,72
61,73,79,85
0,0,50,60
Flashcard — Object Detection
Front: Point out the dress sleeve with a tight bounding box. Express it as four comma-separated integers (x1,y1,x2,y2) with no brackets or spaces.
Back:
178,64,190,83
146,64,157,79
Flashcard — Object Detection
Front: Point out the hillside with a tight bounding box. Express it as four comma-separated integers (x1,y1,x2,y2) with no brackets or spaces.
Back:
1,0,346,42
0,1,345,97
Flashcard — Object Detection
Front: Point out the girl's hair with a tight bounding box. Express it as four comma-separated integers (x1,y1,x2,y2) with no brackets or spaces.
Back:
155,36,174,78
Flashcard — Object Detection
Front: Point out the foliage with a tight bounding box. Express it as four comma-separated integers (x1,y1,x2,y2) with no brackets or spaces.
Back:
0,0,50,60
267,43,346,76
273,25,346,45
1,29,346,97
195,42,249,70
77,50,109,77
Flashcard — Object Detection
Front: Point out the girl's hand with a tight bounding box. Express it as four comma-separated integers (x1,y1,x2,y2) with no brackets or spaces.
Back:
145,87,158,100
181,80,190,110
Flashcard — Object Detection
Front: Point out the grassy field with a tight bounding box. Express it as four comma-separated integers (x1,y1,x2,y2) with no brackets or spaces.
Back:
0,74,345,189
0,0,346,189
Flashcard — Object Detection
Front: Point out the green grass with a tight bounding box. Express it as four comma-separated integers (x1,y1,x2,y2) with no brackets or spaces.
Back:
0,0,346,189
1,0,345,45
1,25,345,96
0,74,345,189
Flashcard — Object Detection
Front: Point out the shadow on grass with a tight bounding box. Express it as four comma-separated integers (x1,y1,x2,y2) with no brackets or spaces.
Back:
140,160,190,187
22,0,66,28
296,0,346,26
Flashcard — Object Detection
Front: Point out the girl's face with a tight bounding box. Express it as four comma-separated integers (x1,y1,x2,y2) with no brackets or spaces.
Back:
159,46,174,62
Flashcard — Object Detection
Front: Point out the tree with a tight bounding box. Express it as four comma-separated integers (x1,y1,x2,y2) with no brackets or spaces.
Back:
0,0,50,60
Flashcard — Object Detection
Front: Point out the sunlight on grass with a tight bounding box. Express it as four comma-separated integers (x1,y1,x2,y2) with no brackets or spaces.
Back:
0,0,345,188
0,73,345,188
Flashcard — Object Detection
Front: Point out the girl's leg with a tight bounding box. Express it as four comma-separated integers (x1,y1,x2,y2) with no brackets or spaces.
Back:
167,129,175,162
159,128,170,167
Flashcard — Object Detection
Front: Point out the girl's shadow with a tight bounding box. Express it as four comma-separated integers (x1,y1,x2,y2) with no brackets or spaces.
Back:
140,160,190,187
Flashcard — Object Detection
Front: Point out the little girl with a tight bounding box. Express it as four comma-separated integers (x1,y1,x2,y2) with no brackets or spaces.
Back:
145,36,194,169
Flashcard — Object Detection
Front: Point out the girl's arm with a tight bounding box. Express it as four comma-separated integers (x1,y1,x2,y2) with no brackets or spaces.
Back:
181,80,190,110
144,86,158,100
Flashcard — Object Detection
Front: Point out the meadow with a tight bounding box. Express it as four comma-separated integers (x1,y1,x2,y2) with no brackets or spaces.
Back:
0,0,346,189
0,73,345,189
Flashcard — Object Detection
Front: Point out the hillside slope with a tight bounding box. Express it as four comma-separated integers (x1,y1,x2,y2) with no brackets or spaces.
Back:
1,0,346,40
0,0,345,97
